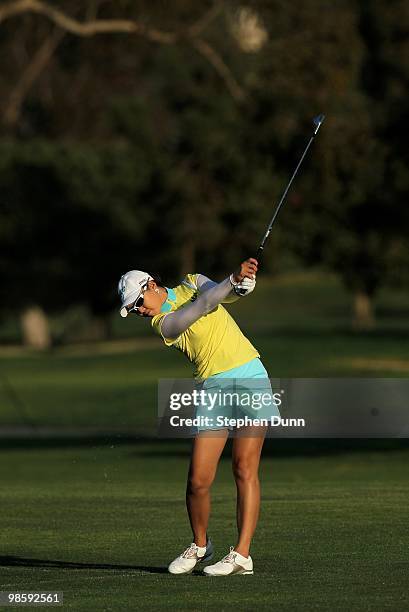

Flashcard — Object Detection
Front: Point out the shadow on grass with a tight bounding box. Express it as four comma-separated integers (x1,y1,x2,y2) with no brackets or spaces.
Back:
130,438,409,458
1,436,409,457
0,555,168,574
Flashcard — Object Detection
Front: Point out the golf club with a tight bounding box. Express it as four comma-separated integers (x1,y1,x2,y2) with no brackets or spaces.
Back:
236,114,325,295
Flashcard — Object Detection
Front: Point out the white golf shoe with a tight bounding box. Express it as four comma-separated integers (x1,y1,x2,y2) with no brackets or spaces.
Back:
168,539,214,575
203,546,253,576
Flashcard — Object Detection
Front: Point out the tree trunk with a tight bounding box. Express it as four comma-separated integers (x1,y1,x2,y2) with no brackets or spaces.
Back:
21,306,52,349
353,291,375,330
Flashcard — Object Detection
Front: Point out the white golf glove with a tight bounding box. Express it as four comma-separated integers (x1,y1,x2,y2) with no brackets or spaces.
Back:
233,276,256,296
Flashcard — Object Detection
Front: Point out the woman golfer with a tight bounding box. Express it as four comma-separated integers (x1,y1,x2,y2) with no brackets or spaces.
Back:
118,259,279,576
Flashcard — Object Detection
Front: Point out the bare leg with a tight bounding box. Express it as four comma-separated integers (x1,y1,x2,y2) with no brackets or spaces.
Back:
232,426,267,558
186,430,229,547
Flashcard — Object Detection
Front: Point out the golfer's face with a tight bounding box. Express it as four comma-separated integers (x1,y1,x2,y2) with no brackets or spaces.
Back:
135,283,163,317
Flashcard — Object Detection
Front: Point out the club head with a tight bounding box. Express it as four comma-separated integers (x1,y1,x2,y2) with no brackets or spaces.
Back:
313,114,325,134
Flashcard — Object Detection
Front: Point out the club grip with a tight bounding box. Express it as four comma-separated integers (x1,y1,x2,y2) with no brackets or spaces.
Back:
234,251,261,296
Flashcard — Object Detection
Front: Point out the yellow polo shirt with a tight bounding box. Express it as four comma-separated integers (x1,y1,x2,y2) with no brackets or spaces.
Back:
151,274,259,379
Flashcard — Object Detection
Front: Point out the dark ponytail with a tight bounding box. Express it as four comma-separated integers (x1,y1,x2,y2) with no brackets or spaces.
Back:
150,273,165,288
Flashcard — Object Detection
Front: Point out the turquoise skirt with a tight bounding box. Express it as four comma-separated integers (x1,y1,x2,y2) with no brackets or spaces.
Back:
195,358,281,431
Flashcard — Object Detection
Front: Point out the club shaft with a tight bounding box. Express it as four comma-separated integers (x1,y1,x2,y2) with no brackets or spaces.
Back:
256,115,324,261
257,136,314,259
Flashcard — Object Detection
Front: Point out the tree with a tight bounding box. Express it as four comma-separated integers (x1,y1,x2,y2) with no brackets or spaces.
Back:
0,139,153,344
0,0,407,341
249,0,408,328
0,0,246,132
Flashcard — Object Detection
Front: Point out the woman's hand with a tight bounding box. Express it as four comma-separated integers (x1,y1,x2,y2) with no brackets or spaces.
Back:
232,258,258,283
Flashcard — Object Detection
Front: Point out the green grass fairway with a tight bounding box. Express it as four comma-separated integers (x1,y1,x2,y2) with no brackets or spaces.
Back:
1,271,408,609
1,442,409,611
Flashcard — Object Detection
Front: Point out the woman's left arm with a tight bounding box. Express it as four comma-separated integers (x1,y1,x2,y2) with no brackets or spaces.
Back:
160,259,258,340
196,274,239,303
